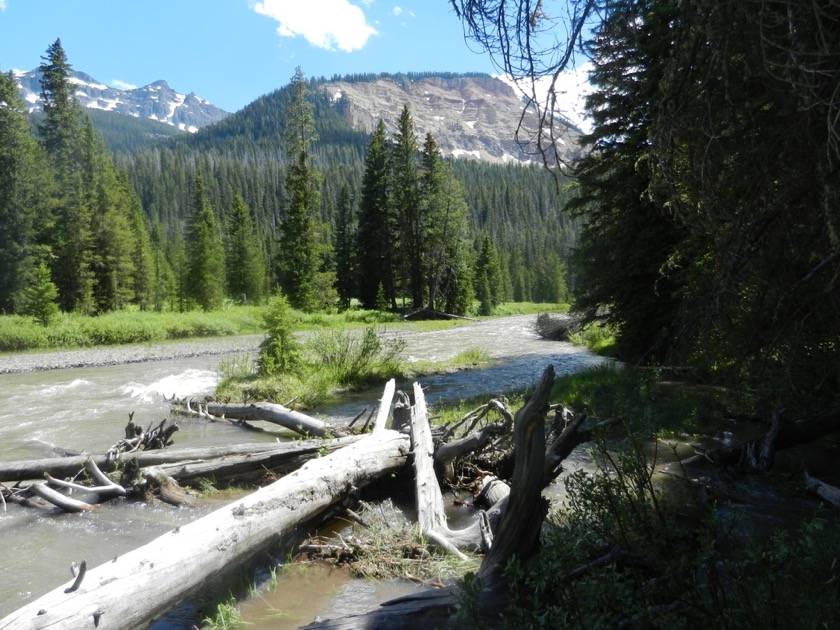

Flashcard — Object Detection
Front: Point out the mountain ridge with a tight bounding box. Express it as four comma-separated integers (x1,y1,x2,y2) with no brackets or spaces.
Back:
14,68,230,132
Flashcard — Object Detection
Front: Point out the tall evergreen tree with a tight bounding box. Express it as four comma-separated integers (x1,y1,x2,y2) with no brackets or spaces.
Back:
184,170,226,311
225,193,267,304
38,39,85,161
474,231,503,316
0,70,47,313
567,0,684,361
333,184,357,310
356,119,395,309
38,38,94,313
392,105,422,307
278,67,321,311
419,133,471,313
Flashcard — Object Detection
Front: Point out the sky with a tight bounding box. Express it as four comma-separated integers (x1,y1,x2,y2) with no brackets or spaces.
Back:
0,0,510,113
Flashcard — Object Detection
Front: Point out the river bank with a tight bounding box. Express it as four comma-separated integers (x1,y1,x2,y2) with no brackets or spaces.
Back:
0,334,266,374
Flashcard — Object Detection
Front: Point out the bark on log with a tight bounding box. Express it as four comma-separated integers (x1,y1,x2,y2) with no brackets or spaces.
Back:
0,438,359,484
0,429,410,630
27,483,96,513
204,401,343,437
475,365,554,594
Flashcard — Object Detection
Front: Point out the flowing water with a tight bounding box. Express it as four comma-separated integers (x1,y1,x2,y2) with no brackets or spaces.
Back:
0,315,607,625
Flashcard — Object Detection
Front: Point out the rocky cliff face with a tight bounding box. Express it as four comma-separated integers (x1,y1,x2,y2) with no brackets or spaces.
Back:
15,69,229,132
320,74,582,164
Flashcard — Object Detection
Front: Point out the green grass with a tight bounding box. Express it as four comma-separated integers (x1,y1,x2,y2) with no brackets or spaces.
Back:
0,306,265,352
567,321,617,356
491,301,571,316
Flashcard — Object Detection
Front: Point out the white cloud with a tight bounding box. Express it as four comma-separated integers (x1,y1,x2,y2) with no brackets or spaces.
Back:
252,0,378,53
0,1,7,11
111,79,137,91
393,6,402,16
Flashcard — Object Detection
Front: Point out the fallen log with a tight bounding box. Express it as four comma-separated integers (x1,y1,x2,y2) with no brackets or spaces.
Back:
303,365,557,629
410,383,489,557
0,429,410,630
27,482,95,513
0,438,357,484
148,436,363,486
204,401,343,437
804,471,840,508
682,405,840,471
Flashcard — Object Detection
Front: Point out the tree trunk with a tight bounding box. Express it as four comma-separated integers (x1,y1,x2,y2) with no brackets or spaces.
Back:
0,438,360,484
204,401,343,437
0,430,410,630
303,365,557,629
410,383,489,556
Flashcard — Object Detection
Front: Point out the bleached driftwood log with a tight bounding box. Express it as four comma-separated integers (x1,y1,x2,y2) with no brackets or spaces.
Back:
302,365,558,630
410,383,490,557
0,438,358,484
0,429,410,630
204,401,342,437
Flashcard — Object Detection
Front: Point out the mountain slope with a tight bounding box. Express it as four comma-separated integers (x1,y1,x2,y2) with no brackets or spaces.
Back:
320,73,583,164
15,69,229,132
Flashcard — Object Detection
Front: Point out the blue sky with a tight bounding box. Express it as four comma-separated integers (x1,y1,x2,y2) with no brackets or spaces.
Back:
0,0,500,113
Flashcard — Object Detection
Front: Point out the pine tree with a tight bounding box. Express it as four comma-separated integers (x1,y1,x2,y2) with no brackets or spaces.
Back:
567,0,683,360
23,261,60,326
38,38,94,313
356,119,395,310
392,105,422,307
278,67,321,311
474,232,502,316
225,194,267,305
0,70,47,314
333,184,357,310
185,170,226,311
38,39,85,161
420,133,471,314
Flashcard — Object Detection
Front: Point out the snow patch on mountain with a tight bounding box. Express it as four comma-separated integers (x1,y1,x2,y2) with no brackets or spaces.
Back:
15,69,229,132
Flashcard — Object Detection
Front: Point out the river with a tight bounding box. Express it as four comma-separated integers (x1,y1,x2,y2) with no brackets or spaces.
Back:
0,314,606,625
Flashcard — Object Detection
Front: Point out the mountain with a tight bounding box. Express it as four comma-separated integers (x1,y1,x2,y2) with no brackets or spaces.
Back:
15,69,230,132
318,73,583,165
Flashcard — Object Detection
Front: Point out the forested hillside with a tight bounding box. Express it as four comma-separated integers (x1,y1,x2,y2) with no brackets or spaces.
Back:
1,40,576,322
115,73,576,310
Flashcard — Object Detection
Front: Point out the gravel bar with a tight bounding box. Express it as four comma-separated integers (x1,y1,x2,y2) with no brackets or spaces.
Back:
0,334,266,374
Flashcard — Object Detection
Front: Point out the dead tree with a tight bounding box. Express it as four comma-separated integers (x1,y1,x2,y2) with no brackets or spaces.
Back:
0,430,411,630
303,365,558,629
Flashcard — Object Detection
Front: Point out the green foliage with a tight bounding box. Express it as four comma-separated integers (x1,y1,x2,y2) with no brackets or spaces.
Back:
258,290,302,376
0,306,262,351
201,595,244,629
566,0,840,411
185,170,226,311
356,119,395,309
225,194,267,305
22,261,59,326
567,322,617,356
474,232,503,315
0,70,46,315
304,326,406,387
278,67,323,312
